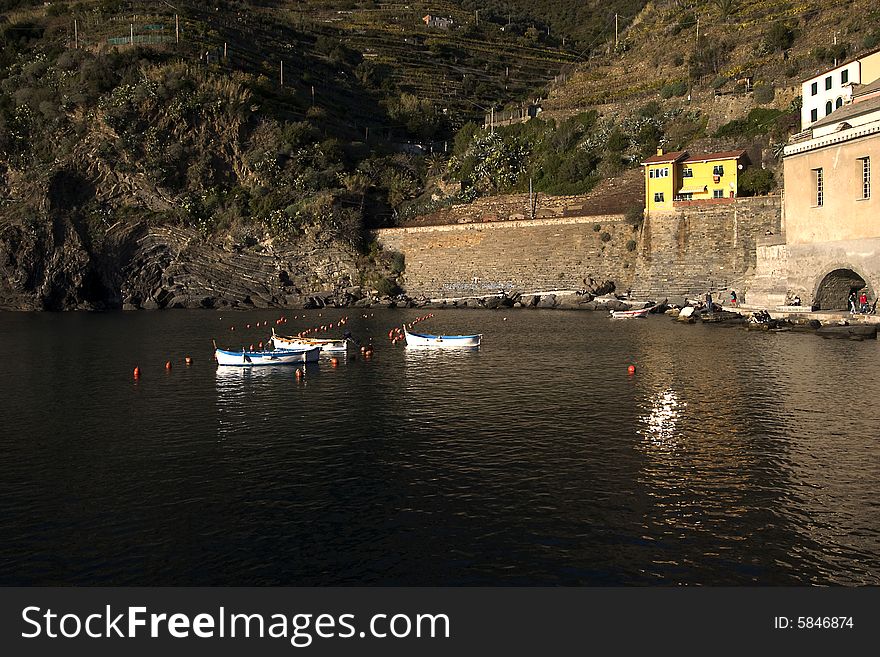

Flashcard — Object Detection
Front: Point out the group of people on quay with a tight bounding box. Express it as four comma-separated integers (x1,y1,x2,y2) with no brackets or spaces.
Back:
849,289,876,315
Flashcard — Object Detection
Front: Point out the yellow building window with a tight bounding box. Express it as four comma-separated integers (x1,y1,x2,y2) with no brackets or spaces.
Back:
654,192,665,203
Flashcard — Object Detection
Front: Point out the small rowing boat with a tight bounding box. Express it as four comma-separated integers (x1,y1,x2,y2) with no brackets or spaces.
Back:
215,346,320,366
403,326,481,348
271,328,349,353
610,307,651,318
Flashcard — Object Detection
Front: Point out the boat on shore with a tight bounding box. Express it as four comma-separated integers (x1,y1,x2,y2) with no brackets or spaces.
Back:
816,324,878,340
610,307,651,318
215,346,320,366
403,326,481,348
271,328,349,353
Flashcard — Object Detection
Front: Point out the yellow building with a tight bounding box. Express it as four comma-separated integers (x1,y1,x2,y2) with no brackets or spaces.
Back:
642,149,749,215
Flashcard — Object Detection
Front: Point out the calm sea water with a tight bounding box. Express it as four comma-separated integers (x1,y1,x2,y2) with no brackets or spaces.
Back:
0,309,878,586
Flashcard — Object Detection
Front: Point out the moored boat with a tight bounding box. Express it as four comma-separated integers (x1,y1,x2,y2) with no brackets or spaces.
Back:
610,307,651,318
403,326,481,348
215,346,320,366
271,328,349,353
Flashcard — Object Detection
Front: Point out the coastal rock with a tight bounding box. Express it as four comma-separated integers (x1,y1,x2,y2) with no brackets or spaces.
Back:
537,295,557,308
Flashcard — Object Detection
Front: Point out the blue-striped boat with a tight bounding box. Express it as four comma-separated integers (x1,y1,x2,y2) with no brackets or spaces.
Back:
214,346,320,366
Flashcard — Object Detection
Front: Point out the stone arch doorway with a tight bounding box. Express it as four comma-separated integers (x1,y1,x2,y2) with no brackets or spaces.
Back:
814,268,868,310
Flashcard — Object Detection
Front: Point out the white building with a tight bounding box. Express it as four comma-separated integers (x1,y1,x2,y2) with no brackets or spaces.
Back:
800,48,880,130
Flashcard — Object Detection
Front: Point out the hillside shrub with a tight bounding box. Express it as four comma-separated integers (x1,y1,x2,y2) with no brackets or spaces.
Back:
625,205,644,230
375,277,401,297
600,231,612,242
864,31,880,50
660,80,688,99
764,23,796,52
626,239,637,251
738,167,775,196
390,251,405,274
714,108,784,138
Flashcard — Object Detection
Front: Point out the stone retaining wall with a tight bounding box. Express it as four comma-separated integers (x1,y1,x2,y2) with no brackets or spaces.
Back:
377,215,639,298
635,196,782,298
377,196,782,301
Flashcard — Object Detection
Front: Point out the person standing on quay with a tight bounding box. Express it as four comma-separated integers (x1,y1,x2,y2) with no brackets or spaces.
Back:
859,289,869,313
849,290,858,314
730,290,737,306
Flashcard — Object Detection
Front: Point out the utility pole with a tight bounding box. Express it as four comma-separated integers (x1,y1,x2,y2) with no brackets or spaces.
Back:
224,42,227,59
74,19,78,49
280,60,284,86
175,14,179,44
615,13,618,49
130,23,134,46
529,177,536,219
490,107,494,134
475,10,479,26
696,17,700,52
311,85,315,106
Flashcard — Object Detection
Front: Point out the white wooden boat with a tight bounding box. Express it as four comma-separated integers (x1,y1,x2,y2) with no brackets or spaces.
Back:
610,307,651,318
215,346,320,366
403,326,481,348
271,329,349,353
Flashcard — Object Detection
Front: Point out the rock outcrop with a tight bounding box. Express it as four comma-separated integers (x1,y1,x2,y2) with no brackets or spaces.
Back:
0,217,363,311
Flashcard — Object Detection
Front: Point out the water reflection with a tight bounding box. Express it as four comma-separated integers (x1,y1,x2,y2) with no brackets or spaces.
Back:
1,310,879,585
639,388,686,450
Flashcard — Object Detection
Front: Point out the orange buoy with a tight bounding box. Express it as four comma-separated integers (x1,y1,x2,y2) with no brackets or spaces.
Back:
230,326,235,331
133,366,140,378
185,356,193,365
628,365,636,375
360,346,366,353
246,324,251,329
330,357,339,367
249,344,254,351
258,341,263,349
295,368,303,379
165,360,172,370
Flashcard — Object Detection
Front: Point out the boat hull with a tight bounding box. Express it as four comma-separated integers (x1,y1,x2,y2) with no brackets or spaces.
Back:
404,328,481,348
271,336,348,353
610,307,650,318
215,347,320,365
271,329,349,353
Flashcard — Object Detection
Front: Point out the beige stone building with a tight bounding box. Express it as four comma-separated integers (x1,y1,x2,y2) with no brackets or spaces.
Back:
748,86,879,309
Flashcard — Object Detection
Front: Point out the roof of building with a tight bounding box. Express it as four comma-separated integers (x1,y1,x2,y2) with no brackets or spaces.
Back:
854,77,880,98
641,150,688,165
811,93,880,129
682,150,748,164
800,46,880,85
